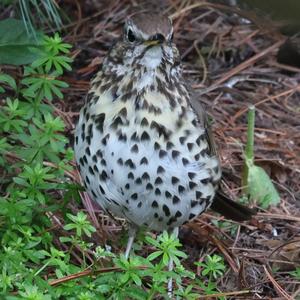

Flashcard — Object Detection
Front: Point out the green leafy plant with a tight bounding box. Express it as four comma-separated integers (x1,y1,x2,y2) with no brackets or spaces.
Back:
99,232,196,299
31,33,72,74
196,254,226,279
242,105,280,208
0,99,28,132
146,231,187,266
64,212,97,238
0,32,75,299
195,254,226,299
21,67,69,101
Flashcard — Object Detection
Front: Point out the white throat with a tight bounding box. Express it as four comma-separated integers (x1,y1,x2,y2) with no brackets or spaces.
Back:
140,46,162,69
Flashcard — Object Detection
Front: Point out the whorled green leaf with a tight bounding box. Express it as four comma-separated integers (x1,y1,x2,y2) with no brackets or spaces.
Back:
0,18,43,65
147,251,163,262
248,164,280,208
130,272,142,286
0,73,17,92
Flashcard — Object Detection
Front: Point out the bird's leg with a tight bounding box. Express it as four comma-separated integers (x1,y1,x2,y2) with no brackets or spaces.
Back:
124,225,137,259
168,227,179,298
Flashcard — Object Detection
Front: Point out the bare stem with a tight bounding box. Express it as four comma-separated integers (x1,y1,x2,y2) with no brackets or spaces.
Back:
242,105,255,192
245,105,255,161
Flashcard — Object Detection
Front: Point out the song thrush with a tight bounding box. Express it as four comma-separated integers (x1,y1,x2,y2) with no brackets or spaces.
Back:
74,12,254,259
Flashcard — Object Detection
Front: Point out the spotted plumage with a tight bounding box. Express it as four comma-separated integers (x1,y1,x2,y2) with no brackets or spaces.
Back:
75,13,253,238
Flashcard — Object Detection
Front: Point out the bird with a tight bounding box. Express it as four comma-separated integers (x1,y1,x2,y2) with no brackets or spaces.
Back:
74,12,254,264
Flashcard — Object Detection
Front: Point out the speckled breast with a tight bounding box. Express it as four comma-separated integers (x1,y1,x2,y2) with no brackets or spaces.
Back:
74,79,221,231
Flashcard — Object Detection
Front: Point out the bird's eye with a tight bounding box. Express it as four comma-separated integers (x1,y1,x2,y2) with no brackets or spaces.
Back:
127,29,136,43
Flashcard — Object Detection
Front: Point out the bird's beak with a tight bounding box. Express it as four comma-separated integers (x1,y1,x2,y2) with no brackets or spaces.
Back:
144,34,165,46
143,40,162,46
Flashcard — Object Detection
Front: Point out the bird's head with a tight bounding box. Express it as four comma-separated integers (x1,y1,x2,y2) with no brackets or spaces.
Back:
124,12,173,46
109,12,180,70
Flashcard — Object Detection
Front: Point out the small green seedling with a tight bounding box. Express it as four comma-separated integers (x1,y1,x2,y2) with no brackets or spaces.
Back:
242,105,280,208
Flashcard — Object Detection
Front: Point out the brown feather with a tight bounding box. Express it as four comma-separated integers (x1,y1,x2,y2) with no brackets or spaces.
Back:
211,191,256,221
189,93,256,221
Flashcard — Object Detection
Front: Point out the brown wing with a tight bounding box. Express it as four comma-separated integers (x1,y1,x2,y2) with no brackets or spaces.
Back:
189,92,256,221
189,91,217,156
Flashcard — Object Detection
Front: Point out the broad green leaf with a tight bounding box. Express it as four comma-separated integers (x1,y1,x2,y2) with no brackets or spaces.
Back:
248,164,280,208
0,19,43,65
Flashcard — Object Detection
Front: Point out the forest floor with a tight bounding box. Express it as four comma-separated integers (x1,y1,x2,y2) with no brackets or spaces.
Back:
45,0,299,298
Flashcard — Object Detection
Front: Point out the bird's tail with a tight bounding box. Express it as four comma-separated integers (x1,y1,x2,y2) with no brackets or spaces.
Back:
210,191,256,221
